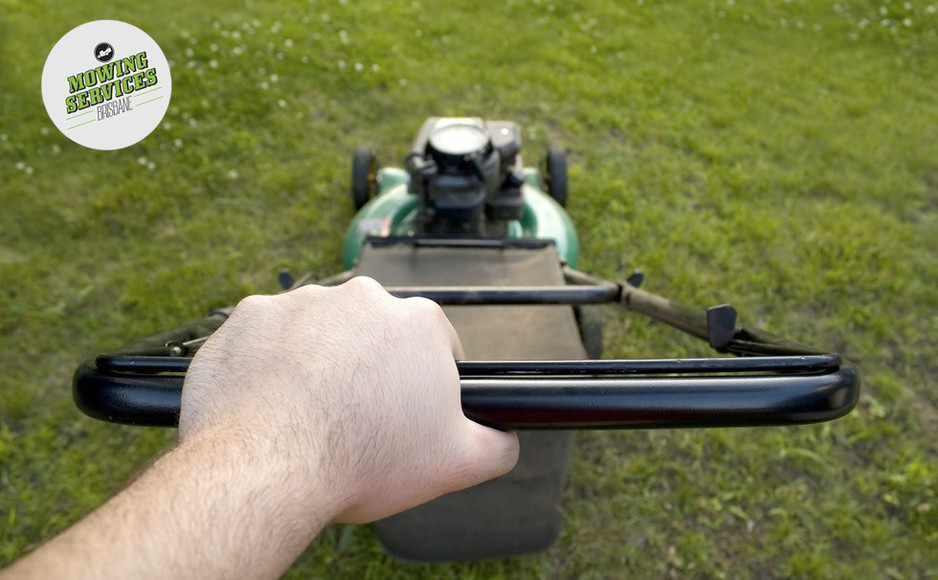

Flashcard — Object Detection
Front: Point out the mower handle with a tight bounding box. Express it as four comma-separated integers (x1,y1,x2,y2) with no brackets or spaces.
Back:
73,356,858,429
73,270,860,430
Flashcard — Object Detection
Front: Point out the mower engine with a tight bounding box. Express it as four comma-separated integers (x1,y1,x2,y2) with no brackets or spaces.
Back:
406,117,525,235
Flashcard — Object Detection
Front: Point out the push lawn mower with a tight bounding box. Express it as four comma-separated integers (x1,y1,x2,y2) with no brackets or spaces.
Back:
74,116,859,561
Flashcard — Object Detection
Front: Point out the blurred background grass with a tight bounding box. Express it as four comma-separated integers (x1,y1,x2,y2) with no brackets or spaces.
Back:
1,0,937,577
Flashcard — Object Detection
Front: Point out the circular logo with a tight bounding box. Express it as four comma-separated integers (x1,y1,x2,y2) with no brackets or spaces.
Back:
41,21,172,150
94,42,114,62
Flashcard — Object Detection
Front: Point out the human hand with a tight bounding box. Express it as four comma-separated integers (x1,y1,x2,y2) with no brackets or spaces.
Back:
180,276,520,524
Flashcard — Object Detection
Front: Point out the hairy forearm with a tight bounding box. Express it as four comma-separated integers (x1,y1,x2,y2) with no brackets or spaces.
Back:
4,280,519,577
4,430,334,580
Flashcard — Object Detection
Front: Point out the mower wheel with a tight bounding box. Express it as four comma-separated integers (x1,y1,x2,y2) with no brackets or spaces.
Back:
352,148,378,210
544,147,568,207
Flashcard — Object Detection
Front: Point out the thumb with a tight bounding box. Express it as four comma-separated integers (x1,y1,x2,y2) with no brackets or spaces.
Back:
449,422,520,492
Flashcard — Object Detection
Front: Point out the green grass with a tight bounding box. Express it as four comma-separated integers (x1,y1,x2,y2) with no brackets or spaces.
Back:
2,0,938,577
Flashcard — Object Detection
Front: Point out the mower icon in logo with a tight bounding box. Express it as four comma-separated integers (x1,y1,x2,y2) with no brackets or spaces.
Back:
94,42,113,62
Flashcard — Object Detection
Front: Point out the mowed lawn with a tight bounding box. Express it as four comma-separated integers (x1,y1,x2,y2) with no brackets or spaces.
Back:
2,0,937,577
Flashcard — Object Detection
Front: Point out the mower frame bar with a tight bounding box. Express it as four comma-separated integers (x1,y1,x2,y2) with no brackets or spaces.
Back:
94,354,842,376
73,359,858,429
384,285,618,304
73,267,860,430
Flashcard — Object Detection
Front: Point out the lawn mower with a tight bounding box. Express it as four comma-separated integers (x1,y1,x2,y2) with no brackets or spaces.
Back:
73,116,859,561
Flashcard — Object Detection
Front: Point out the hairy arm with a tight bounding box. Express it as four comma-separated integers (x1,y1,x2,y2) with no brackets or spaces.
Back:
4,277,519,579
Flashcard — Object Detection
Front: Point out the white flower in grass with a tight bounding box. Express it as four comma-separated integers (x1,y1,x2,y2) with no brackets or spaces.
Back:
138,156,148,166
354,62,363,72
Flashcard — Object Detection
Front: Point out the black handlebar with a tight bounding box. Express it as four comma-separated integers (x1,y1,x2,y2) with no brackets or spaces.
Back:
73,271,860,430
73,356,858,429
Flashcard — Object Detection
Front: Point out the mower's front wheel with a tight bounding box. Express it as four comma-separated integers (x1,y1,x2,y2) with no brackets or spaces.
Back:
544,147,568,207
352,148,378,210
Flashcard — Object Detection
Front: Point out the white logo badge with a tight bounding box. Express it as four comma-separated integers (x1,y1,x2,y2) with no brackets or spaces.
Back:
41,20,172,150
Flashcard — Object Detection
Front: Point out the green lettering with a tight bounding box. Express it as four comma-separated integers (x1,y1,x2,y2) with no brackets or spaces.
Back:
67,75,84,93
95,64,115,84
76,91,90,110
88,87,103,106
132,72,146,91
136,51,148,69
121,56,137,74
100,82,114,101
145,68,157,87
65,95,77,114
121,76,134,94
83,70,97,88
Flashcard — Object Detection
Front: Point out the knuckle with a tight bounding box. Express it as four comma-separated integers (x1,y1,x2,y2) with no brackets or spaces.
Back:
233,293,268,313
402,296,448,326
342,275,389,299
